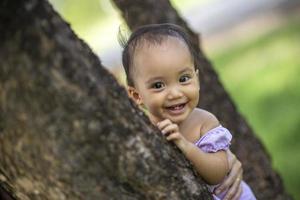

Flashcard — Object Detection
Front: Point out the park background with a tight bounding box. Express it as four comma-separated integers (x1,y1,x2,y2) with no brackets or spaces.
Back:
49,0,300,198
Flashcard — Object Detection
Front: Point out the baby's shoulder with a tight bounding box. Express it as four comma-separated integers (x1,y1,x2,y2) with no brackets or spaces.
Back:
190,108,220,136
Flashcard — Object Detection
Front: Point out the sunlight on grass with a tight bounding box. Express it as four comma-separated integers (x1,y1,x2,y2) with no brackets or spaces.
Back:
82,17,122,52
210,20,300,199
171,0,214,10
50,0,123,53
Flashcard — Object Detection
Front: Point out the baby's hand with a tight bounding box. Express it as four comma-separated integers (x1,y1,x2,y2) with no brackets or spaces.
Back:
157,119,188,149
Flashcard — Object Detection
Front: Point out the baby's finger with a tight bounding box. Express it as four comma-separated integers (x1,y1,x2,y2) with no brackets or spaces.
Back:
157,119,172,130
215,159,241,194
231,185,242,200
166,131,181,141
161,124,178,135
223,176,241,200
215,175,233,194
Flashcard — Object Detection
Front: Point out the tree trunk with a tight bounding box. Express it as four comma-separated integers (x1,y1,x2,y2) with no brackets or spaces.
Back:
111,0,292,199
0,0,216,199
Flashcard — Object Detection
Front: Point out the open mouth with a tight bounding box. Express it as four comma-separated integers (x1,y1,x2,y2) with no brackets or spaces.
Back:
165,103,186,114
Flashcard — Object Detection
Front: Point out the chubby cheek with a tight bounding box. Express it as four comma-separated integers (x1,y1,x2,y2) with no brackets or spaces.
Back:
146,97,164,116
187,85,200,105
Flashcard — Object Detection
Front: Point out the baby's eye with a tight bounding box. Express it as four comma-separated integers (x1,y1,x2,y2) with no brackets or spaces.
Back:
151,82,164,89
179,75,191,83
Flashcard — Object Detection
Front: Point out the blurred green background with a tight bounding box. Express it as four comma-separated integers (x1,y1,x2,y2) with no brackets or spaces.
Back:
49,0,300,199
210,18,300,199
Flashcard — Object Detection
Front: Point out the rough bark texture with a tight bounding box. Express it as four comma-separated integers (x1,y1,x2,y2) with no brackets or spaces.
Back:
111,0,293,199
0,0,215,199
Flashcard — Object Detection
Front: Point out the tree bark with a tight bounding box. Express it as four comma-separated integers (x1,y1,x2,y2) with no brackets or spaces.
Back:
0,0,217,199
111,0,292,199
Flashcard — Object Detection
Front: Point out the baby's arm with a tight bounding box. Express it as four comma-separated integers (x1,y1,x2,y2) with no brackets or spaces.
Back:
157,119,229,185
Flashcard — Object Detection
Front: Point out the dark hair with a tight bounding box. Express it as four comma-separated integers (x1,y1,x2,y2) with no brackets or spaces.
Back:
119,23,200,87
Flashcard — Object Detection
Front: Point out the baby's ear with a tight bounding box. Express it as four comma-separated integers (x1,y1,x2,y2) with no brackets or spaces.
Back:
127,86,143,105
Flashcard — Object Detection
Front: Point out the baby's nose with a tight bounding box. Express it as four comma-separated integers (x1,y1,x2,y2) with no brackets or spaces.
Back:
167,87,183,100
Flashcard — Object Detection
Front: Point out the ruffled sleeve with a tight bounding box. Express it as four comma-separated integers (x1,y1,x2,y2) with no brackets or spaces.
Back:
194,125,232,153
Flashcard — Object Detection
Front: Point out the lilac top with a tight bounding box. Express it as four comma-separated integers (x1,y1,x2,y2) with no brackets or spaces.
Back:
194,125,257,200
195,125,232,153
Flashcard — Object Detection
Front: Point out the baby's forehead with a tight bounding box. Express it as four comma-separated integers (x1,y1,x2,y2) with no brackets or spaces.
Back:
135,35,184,49
133,38,192,69
129,35,195,82
132,36,191,63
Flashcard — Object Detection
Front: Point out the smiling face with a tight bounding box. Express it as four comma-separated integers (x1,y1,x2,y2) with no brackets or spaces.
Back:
129,36,200,125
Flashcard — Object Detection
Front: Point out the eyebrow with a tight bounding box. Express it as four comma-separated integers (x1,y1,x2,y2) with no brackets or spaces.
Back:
146,76,164,85
178,67,194,74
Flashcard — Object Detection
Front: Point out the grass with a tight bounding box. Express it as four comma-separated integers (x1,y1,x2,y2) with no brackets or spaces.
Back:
208,19,300,199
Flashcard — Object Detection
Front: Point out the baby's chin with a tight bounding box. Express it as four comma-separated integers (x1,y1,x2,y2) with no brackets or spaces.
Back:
166,112,191,123
170,118,186,125
148,113,187,125
162,116,187,125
